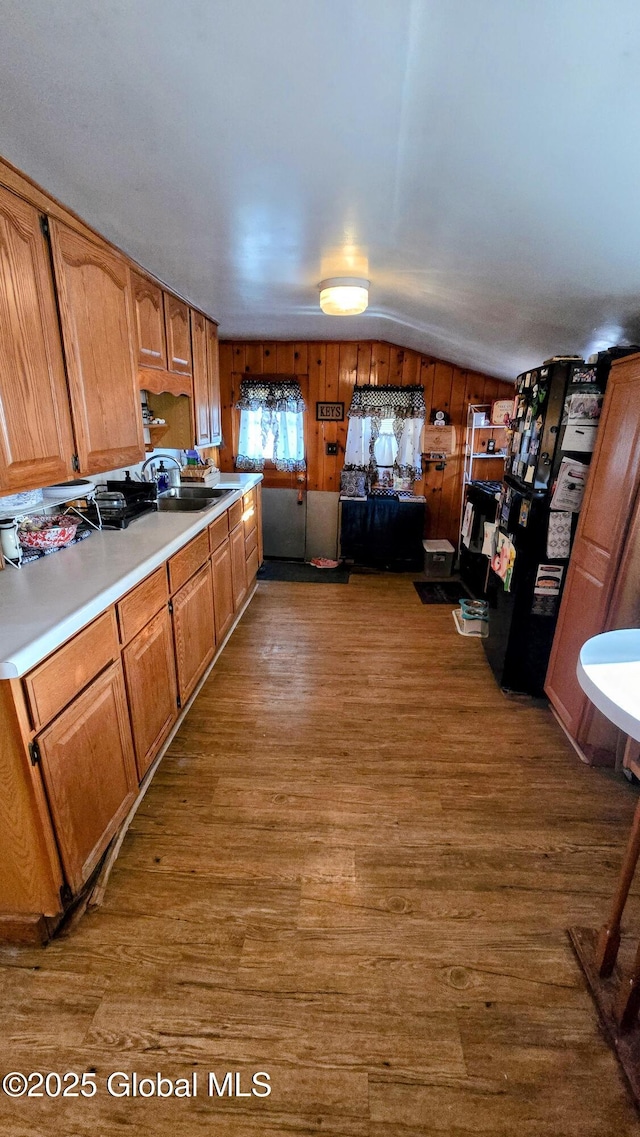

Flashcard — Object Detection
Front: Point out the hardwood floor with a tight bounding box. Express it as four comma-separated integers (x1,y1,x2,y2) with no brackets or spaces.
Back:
1,574,639,1134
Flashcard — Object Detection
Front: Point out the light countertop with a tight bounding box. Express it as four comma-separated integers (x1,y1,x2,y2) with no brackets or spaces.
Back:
577,629,640,744
0,473,262,679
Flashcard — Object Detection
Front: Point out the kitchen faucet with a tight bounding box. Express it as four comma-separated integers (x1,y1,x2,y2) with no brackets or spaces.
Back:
140,453,182,484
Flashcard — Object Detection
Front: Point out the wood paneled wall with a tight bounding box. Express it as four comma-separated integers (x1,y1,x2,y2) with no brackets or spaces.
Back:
218,340,514,545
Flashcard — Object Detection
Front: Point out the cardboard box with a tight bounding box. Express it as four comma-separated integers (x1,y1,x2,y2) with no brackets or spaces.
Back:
423,539,454,578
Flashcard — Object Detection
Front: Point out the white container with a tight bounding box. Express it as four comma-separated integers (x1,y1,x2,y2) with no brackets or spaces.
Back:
453,608,488,638
423,539,455,578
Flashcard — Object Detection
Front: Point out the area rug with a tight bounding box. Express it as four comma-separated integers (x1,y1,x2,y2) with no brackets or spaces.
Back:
413,580,472,604
259,559,350,584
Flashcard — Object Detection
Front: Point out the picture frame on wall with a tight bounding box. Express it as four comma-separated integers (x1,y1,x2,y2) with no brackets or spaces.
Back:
316,401,345,422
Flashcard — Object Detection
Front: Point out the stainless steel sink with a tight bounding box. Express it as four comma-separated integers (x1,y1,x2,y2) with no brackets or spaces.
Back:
156,486,234,512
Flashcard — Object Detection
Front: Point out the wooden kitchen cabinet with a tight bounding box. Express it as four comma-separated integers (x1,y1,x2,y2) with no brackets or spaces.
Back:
191,310,214,447
211,537,235,642
171,561,216,704
36,662,138,894
0,186,75,493
206,318,222,444
230,522,248,611
131,270,167,370
165,293,192,377
123,605,178,780
49,220,145,474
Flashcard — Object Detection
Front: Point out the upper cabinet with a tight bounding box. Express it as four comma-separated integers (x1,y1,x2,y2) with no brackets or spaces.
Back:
206,318,222,446
49,220,145,474
0,187,75,493
191,310,211,447
165,294,192,377
191,312,223,447
131,271,167,370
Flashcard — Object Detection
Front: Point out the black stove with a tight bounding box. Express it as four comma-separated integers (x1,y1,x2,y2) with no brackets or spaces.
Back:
95,479,157,529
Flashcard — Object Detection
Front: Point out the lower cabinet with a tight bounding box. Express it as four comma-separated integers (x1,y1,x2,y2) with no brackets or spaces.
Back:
171,561,216,703
0,483,262,941
211,537,235,642
122,605,178,780
36,662,138,894
230,522,248,611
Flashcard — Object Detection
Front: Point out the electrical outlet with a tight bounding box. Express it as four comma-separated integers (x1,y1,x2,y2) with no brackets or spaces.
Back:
326,442,338,456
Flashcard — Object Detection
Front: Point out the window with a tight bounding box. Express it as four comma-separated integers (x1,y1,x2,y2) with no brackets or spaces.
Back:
344,384,425,487
235,378,306,472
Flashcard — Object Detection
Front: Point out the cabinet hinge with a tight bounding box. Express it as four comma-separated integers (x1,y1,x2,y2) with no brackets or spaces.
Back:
28,740,41,766
39,214,49,238
168,599,174,615
71,454,80,473
59,883,73,908
176,694,182,710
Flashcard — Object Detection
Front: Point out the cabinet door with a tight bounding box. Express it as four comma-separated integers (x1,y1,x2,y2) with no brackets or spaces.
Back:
123,605,178,781
212,537,234,642
256,482,264,566
206,318,222,444
230,522,248,611
0,188,74,492
191,310,212,446
131,270,167,370
49,220,145,474
37,662,138,894
171,562,215,704
165,294,192,376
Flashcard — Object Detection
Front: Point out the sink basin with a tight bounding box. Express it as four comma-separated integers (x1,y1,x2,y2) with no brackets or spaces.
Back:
156,487,234,512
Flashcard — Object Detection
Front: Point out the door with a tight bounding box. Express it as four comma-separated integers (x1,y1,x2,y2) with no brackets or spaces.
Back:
122,606,178,780
49,219,145,474
131,270,167,370
0,188,75,492
211,537,234,642
262,488,307,558
546,354,640,755
37,662,138,894
165,294,192,376
191,310,212,447
171,562,216,703
230,522,248,610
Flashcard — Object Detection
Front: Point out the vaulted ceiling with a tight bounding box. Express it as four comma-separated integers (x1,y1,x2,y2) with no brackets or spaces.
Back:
1,1,640,379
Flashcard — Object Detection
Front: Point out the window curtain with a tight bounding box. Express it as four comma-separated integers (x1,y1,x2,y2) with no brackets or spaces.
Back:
236,378,306,472
344,384,425,485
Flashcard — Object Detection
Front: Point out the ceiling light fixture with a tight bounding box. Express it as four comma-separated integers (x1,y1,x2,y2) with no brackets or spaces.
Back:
318,277,369,316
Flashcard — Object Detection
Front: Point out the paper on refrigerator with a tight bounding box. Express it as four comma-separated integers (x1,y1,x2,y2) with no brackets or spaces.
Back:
550,457,589,512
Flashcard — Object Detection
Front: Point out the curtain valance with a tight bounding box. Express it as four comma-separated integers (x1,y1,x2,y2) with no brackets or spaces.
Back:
348,384,426,421
236,378,306,414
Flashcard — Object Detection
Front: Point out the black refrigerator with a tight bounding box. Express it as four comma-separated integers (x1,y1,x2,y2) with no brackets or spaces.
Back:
483,356,608,696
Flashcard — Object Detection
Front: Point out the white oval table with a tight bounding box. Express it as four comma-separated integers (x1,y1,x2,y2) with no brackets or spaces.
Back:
577,629,640,745
574,628,640,1045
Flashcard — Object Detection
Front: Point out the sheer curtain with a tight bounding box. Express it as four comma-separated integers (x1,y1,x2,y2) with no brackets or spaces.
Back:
344,385,425,487
236,379,306,472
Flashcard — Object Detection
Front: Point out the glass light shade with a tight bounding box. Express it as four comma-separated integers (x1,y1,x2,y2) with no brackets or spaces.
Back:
318,278,369,316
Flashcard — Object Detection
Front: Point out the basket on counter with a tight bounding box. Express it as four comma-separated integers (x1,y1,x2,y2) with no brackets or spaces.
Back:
18,514,80,551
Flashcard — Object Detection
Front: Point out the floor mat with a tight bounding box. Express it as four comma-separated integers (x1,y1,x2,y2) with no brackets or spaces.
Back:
259,559,350,583
413,580,472,604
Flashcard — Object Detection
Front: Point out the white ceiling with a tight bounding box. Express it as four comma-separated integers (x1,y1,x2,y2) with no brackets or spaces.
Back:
1,0,640,378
